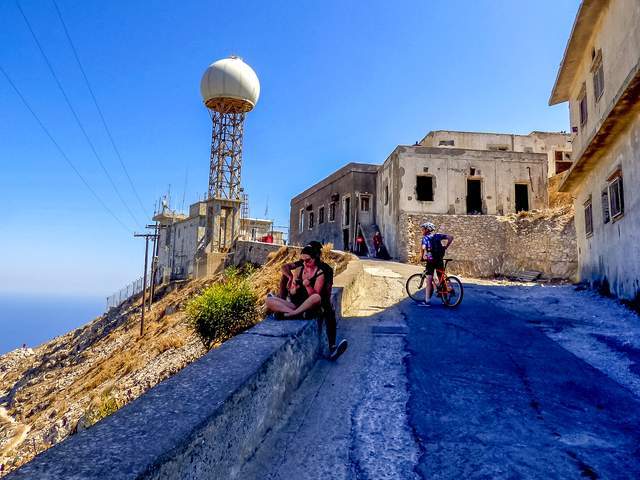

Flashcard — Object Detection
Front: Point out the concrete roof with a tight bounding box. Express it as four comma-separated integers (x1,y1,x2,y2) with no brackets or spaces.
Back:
420,130,569,144
549,0,608,106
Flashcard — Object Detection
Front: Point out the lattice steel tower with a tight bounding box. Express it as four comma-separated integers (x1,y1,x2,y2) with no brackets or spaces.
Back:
198,56,260,258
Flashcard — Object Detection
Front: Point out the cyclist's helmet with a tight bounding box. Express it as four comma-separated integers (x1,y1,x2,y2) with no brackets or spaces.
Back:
420,222,436,232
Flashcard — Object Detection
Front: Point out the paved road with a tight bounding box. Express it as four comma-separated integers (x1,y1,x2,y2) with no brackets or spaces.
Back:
241,260,640,479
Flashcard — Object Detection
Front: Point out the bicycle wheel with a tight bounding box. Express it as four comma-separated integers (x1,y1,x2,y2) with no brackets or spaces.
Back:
406,273,427,302
441,275,464,307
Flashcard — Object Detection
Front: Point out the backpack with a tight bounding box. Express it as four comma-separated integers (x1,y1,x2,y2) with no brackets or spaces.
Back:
428,234,446,260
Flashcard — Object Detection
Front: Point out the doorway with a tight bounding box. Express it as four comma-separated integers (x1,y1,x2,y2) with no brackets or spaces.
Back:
515,184,529,212
343,228,350,252
466,179,482,214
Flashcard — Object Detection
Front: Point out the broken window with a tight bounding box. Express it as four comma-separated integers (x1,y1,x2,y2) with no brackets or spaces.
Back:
584,198,593,236
309,212,314,229
329,202,336,222
416,176,434,201
609,174,624,219
319,206,325,224
384,185,389,205
555,151,564,162
438,140,454,146
360,196,370,212
488,144,509,151
299,209,305,232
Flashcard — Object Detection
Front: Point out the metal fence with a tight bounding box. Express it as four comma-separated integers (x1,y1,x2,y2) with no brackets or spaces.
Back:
106,276,150,310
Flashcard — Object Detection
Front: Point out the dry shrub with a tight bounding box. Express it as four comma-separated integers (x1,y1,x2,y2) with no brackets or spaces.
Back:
155,335,185,354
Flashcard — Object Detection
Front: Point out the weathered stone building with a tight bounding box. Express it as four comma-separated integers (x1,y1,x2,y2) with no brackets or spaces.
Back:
289,163,377,251
551,0,640,300
376,145,549,259
421,130,572,176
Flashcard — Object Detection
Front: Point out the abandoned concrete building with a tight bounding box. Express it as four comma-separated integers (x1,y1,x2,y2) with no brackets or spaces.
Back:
290,131,551,259
421,130,572,176
376,144,549,260
289,163,377,251
550,0,640,300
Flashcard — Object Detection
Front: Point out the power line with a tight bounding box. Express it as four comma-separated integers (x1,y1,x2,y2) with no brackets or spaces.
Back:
0,64,132,233
15,0,143,228
51,0,150,220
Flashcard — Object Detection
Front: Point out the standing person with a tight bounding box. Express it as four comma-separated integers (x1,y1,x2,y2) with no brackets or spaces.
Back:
267,242,348,360
355,233,365,256
373,231,382,255
419,222,453,306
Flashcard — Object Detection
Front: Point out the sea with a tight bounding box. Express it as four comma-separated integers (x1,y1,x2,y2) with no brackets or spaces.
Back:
0,293,105,356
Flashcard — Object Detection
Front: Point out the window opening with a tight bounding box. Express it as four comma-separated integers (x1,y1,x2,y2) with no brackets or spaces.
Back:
299,209,305,232
319,206,325,224
584,199,593,236
384,185,389,205
438,140,454,146
579,84,588,126
360,196,370,212
329,202,336,222
416,176,434,201
515,184,529,212
343,197,350,226
309,212,314,229
466,179,482,214
609,175,624,218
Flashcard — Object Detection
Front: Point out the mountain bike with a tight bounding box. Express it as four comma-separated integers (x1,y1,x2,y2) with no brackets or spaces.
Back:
405,258,464,307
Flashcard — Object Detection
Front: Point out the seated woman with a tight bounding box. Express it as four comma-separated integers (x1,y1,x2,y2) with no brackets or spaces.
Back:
266,244,325,318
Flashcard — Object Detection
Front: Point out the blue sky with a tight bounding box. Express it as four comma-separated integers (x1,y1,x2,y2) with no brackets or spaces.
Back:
0,0,579,296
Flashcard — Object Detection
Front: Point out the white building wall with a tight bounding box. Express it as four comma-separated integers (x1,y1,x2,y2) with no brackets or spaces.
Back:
573,110,640,299
567,0,640,159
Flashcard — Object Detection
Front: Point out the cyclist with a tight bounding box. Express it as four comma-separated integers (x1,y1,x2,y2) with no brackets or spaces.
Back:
418,222,454,306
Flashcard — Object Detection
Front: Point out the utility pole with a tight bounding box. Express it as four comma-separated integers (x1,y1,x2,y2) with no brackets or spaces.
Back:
134,232,158,336
146,223,160,309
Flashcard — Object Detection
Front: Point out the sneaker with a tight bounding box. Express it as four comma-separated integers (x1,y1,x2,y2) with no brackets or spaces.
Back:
329,339,348,361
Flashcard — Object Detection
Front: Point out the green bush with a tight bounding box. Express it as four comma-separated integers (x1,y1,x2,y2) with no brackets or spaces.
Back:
186,270,259,349
84,394,122,428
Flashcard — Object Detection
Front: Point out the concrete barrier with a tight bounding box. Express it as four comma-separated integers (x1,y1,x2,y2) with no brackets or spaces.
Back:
7,262,361,480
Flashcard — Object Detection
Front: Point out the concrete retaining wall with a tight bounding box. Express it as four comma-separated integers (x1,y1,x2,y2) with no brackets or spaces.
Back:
7,260,361,479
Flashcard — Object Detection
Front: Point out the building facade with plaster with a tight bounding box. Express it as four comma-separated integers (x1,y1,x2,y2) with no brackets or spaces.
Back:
376,145,548,259
551,0,640,300
154,201,207,282
289,163,378,252
421,130,572,177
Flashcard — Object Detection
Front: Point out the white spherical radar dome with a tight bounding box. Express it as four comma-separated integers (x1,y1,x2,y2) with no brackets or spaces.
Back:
200,56,260,113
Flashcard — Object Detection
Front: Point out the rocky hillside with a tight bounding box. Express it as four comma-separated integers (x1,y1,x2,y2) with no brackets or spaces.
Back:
0,245,350,476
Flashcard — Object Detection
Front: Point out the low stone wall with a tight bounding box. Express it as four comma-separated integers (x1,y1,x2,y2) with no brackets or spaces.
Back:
227,240,286,267
7,259,362,480
398,211,577,279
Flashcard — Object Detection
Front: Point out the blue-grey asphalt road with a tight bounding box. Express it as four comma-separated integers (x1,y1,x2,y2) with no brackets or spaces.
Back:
403,282,640,479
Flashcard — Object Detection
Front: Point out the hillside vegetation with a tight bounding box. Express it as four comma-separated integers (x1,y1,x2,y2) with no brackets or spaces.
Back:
0,245,350,476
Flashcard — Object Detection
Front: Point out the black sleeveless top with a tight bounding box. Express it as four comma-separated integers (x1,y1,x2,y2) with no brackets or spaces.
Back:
288,266,325,306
